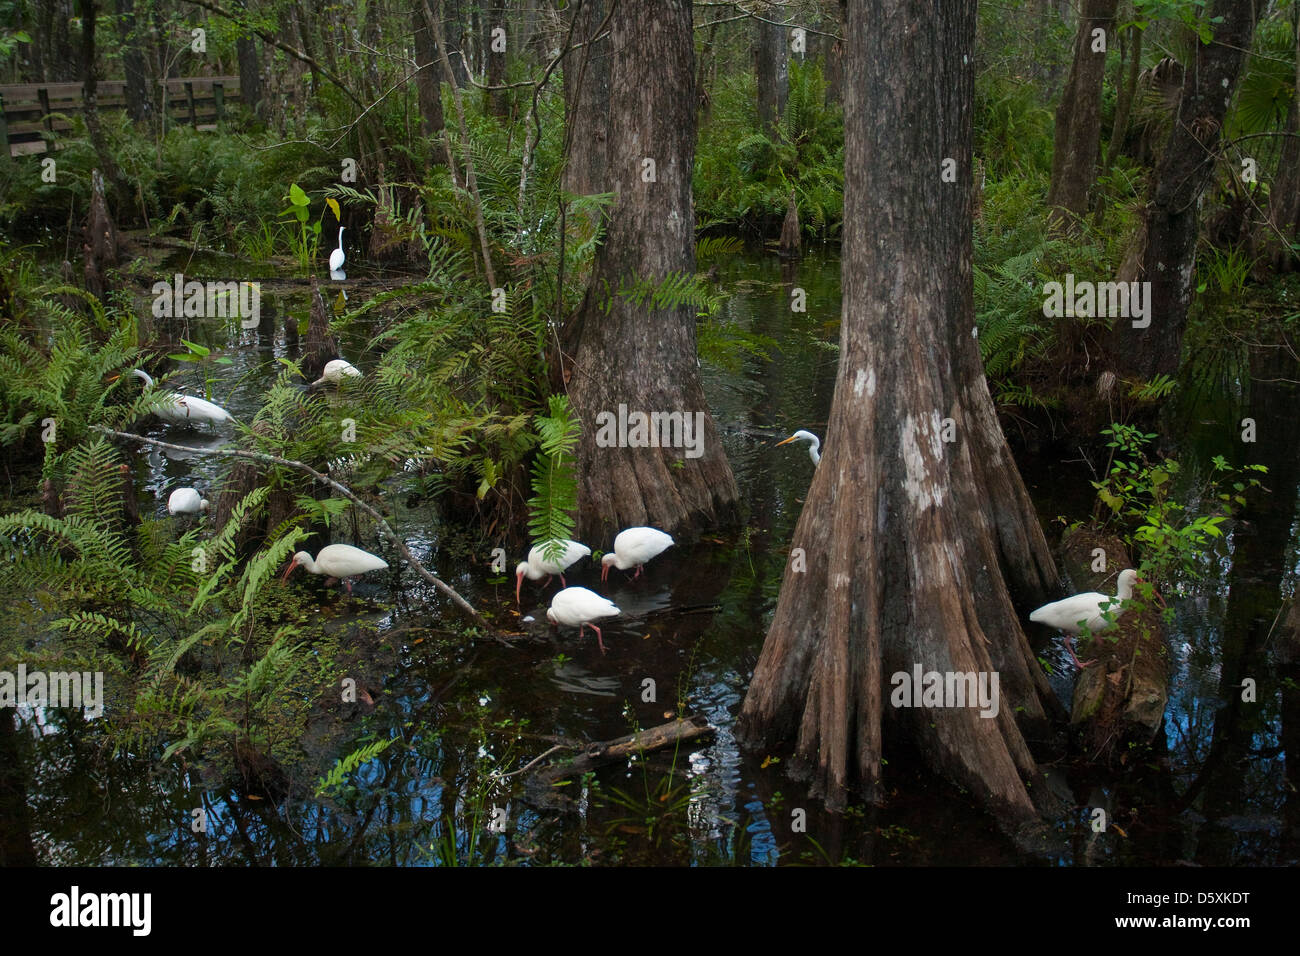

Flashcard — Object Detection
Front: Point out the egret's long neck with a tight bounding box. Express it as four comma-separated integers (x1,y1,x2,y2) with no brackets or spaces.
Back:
132,368,155,388
338,226,344,245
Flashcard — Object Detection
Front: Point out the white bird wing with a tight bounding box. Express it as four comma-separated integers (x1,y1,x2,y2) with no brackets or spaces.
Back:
1030,592,1112,631
552,587,619,622
529,539,591,573
318,544,388,576
615,527,674,564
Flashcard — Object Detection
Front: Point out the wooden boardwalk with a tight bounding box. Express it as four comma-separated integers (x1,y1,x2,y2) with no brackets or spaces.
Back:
0,76,242,157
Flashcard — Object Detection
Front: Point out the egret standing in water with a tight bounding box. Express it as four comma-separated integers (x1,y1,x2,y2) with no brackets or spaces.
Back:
515,539,591,605
329,226,346,272
128,369,234,427
775,429,821,466
282,544,388,594
1029,568,1140,669
547,586,621,653
600,526,674,581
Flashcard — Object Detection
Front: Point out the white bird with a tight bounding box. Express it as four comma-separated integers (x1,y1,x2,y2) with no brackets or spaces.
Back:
282,543,388,594
167,487,208,515
329,226,346,272
516,538,591,604
1029,568,1140,669
775,429,821,465
311,358,362,387
129,369,234,427
546,586,620,653
600,526,674,582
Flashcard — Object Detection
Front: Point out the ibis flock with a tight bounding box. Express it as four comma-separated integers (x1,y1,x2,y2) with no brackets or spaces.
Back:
139,386,1140,665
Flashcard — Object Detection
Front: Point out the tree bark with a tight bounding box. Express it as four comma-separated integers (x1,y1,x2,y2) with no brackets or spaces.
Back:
562,0,611,198
754,12,789,131
1114,0,1261,380
738,0,1062,832
564,0,740,543
486,2,509,118
1046,0,1118,228
1102,21,1141,178
413,0,447,143
114,0,154,126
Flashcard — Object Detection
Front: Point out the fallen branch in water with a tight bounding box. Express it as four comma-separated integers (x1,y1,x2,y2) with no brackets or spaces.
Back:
92,426,499,638
525,715,714,790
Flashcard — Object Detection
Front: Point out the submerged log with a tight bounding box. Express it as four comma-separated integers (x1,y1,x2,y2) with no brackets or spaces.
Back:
1058,528,1169,762
526,715,713,791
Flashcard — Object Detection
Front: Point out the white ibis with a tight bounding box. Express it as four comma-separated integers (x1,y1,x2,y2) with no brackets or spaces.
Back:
546,586,620,653
130,369,234,427
600,526,674,582
329,227,346,272
775,429,821,466
1029,568,1140,668
282,544,388,594
167,487,208,515
515,538,591,604
311,358,361,387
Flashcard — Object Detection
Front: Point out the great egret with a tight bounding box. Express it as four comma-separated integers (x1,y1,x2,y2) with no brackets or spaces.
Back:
516,538,592,604
329,227,346,272
129,369,234,427
1029,568,1140,669
282,544,388,594
601,526,674,582
311,358,362,387
167,488,208,515
775,429,821,466
547,586,621,653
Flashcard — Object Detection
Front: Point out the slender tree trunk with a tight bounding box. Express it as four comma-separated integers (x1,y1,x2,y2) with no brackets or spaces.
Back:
738,0,1061,833
486,2,509,118
115,0,153,126
754,13,789,131
824,0,846,108
78,0,130,207
565,0,740,543
235,0,263,120
1046,0,1118,228
413,0,447,142
1114,0,1261,380
1102,20,1141,176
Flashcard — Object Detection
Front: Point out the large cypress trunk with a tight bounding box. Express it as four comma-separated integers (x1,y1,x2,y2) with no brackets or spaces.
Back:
1114,0,1261,379
1046,0,1118,227
738,0,1061,832
565,0,739,543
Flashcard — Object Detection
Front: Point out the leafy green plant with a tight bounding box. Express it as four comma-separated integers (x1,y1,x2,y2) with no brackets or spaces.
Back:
168,338,234,402
1090,423,1266,585
527,395,580,562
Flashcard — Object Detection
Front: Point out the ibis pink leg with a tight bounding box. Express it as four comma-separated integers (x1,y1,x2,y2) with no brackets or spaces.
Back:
580,622,607,654
1065,635,1095,669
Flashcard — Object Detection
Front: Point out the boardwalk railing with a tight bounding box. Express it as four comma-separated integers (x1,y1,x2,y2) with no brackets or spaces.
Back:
0,76,242,157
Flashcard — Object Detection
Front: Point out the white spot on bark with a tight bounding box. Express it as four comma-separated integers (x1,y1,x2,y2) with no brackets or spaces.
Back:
832,572,851,589
854,367,877,397
901,413,946,512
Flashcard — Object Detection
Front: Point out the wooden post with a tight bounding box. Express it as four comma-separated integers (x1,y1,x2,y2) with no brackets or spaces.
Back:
38,87,53,133
184,81,197,125
0,93,9,159
213,82,224,123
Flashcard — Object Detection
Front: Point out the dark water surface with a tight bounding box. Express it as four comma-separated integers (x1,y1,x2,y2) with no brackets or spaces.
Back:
5,250,1297,865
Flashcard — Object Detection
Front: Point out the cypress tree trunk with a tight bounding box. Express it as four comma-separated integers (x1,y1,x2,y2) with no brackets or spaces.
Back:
565,0,739,543
561,0,610,198
739,0,1061,833
1046,0,1118,228
114,0,153,126
413,0,447,142
754,14,789,131
1114,0,1261,380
